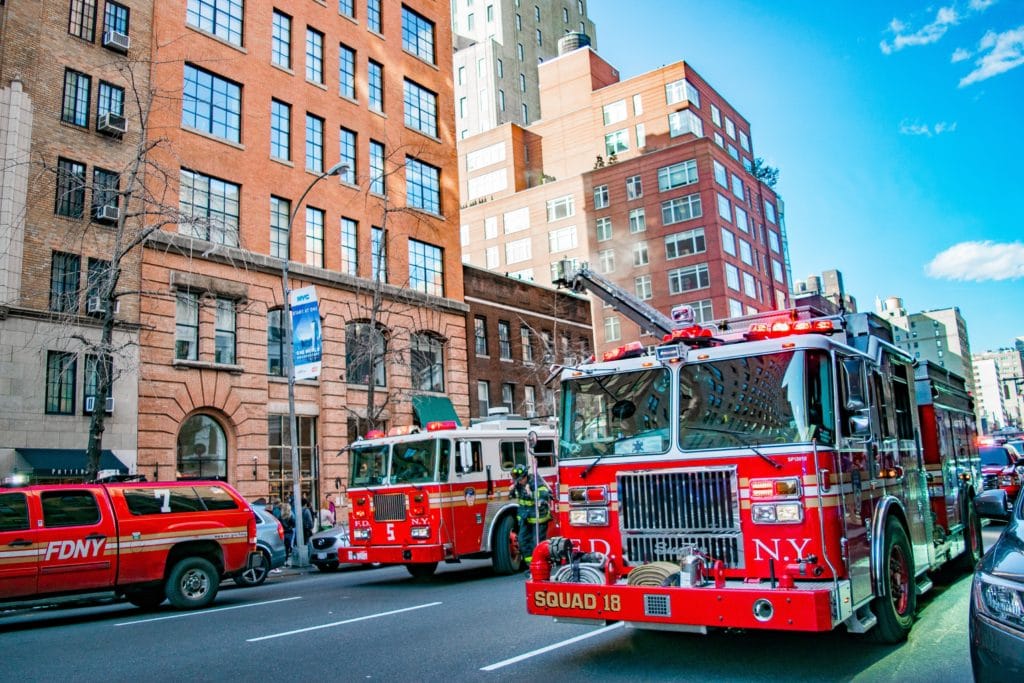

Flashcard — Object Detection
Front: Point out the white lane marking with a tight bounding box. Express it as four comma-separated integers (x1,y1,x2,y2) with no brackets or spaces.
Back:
480,622,624,671
247,601,443,642
115,597,302,626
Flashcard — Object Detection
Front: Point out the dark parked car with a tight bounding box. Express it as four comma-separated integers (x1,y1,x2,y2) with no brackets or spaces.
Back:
970,488,1024,681
979,445,1022,507
235,504,287,586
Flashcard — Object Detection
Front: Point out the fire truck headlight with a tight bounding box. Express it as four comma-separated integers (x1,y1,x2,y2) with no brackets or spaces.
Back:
751,504,777,523
976,573,1024,630
752,502,803,524
587,508,608,526
411,526,431,539
775,503,803,522
353,528,371,540
569,509,589,526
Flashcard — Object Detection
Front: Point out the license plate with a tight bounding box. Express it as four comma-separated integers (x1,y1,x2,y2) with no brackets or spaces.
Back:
348,550,368,561
316,552,327,560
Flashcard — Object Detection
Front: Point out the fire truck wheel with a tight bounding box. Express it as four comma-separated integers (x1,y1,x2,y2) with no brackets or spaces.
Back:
166,557,220,609
492,515,523,575
869,519,916,643
126,588,165,610
956,498,983,573
405,562,438,579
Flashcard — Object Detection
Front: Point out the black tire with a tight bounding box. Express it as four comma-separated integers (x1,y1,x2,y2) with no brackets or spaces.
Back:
234,549,271,587
405,562,438,579
492,514,523,575
127,587,165,610
956,497,984,573
165,557,220,610
314,562,340,572
868,519,917,643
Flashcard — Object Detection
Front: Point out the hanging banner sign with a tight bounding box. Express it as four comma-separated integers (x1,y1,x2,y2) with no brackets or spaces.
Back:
290,286,322,380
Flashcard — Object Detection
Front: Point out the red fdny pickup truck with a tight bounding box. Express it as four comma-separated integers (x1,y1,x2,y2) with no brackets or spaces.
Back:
0,481,259,610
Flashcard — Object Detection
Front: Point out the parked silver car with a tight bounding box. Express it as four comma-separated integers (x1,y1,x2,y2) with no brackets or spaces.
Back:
235,504,287,586
309,523,375,572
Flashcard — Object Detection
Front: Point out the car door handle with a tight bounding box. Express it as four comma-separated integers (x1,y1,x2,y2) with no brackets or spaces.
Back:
86,533,107,541
8,539,32,547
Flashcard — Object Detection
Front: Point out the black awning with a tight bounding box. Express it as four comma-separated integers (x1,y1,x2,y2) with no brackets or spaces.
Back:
15,448,129,477
411,395,462,428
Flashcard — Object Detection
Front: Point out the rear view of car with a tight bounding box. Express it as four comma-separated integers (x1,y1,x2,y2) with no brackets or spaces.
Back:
980,445,1022,508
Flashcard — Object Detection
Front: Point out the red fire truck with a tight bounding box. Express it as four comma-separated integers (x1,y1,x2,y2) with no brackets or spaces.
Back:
344,416,557,578
524,262,981,643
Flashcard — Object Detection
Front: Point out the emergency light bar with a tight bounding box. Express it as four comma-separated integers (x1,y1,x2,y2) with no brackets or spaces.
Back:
602,341,644,362
746,319,835,340
426,420,458,432
364,429,385,439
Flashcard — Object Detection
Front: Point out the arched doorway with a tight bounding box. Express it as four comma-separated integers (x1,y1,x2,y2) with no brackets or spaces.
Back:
177,414,228,480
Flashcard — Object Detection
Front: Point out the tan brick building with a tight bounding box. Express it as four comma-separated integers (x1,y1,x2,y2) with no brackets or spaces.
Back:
459,47,791,356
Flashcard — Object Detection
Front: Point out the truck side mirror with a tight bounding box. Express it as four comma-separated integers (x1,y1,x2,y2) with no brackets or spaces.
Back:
458,441,472,474
849,412,871,436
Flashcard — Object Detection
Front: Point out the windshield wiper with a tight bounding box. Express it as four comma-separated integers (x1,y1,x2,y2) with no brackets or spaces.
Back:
580,449,607,479
685,425,783,470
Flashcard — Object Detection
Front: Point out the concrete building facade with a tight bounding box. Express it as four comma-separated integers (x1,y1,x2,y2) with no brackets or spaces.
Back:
794,268,857,312
451,0,597,138
971,347,1024,432
458,47,790,355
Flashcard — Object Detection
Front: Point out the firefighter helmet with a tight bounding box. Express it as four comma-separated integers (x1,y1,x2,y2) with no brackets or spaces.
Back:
512,465,528,479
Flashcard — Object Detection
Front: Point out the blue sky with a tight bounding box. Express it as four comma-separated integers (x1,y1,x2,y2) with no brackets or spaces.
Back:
587,0,1023,353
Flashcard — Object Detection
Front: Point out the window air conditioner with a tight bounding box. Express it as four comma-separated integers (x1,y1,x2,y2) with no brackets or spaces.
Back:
85,396,115,413
96,205,120,222
103,29,131,53
98,112,128,135
87,296,106,314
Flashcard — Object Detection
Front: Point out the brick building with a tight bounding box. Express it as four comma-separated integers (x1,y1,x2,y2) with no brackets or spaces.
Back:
463,265,591,420
458,46,791,356
0,0,150,480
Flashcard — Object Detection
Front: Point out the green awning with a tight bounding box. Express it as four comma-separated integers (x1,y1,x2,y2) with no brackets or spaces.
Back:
411,395,461,428
15,448,128,477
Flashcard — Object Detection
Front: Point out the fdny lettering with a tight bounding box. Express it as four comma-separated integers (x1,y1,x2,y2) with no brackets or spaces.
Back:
533,591,621,612
752,537,812,562
44,538,106,561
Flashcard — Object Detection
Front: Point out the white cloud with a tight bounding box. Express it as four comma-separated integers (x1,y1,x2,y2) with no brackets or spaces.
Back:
926,241,1024,281
959,25,1024,86
899,120,958,136
881,5,960,54
969,0,997,11
951,47,972,62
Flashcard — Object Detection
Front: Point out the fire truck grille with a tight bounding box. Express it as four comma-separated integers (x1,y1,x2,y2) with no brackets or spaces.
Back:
618,466,742,568
373,493,407,522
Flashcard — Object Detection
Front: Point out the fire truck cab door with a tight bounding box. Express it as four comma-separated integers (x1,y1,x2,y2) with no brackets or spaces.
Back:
447,439,484,556
837,355,875,606
0,491,38,599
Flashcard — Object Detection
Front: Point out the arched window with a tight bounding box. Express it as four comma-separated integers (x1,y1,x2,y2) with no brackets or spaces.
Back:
411,332,445,393
177,414,228,479
346,321,387,387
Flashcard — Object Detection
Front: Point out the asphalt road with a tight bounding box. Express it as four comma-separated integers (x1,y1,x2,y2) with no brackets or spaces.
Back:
0,525,1001,683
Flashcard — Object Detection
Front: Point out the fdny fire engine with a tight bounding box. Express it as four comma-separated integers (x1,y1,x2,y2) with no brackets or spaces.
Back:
344,416,557,577
524,262,981,643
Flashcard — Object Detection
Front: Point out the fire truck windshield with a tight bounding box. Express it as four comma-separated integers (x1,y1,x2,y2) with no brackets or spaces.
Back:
679,349,835,450
560,368,672,459
350,445,388,486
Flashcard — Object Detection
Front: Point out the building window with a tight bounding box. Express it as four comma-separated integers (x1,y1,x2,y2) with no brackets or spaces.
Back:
669,110,703,138
729,299,744,317
498,320,512,359
406,157,441,214
714,160,728,188
83,354,113,414
593,184,609,209
215,298,236,364
55,158,86,218
69,0,97,41
97,81,125,123
86,258,111,303
772,259,784,283
505,237,531,264
267,308,284,376
367,0,382,33
664,227,706,259
628,208,646,234
346,322,386,386
182,64,241,143
521,325,533,362
91,168,119,221
402,6,435,63
661,193,702,226
604,130,628,157
721,228,736,256
717,193,732,222
270,99,291,161
768,230,781,253
599,249,615,273
178,414,229,480
477,381,490,417
604,316,621,343
179,169,240,246
602,100,627,126
45,351,77,415
524,385,537,417
519,73,526,91
474,316,488,355
739,240,753,266
403,79,438,137
369,140,385,194
498,90,505,112
409,239,444,296
270,196,290,259
726,263,740,290
272,10,291,69
186,0,243,46
339,127,357,184
339,43,356,99
743,272,756,298
668,263,710,295
411,333,444,392
340,217,358,276
50,251,81,313
731,173,745,201
725,117,736,139
175,291,200,360
305,113,324,172
305,27,324,83
502,383,515,411
62,69,91,127
596,216,612,242
635,274,652,300
665,78,700,107
548,226,578,253
626,175,643,200
546,195,575,221
739,130,751,152
368,60,384,112
305,207,324,267
633,241,649,266
536,28,542,46
339,0,354,19
371,226,387,281
658,159,698,191
764,200,777,224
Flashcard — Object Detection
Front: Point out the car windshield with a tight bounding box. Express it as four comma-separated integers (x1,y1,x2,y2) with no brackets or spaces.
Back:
980,446,1013,467
350,445,388,486
679,349,835,450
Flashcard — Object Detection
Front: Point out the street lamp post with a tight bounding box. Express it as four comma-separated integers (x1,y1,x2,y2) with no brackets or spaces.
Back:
282,161,348,567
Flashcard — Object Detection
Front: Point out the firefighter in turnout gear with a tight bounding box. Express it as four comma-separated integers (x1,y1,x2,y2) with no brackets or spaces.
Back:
509,465,551,564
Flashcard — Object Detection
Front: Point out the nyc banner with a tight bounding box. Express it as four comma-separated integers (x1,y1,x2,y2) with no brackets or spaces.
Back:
290,286,322,380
